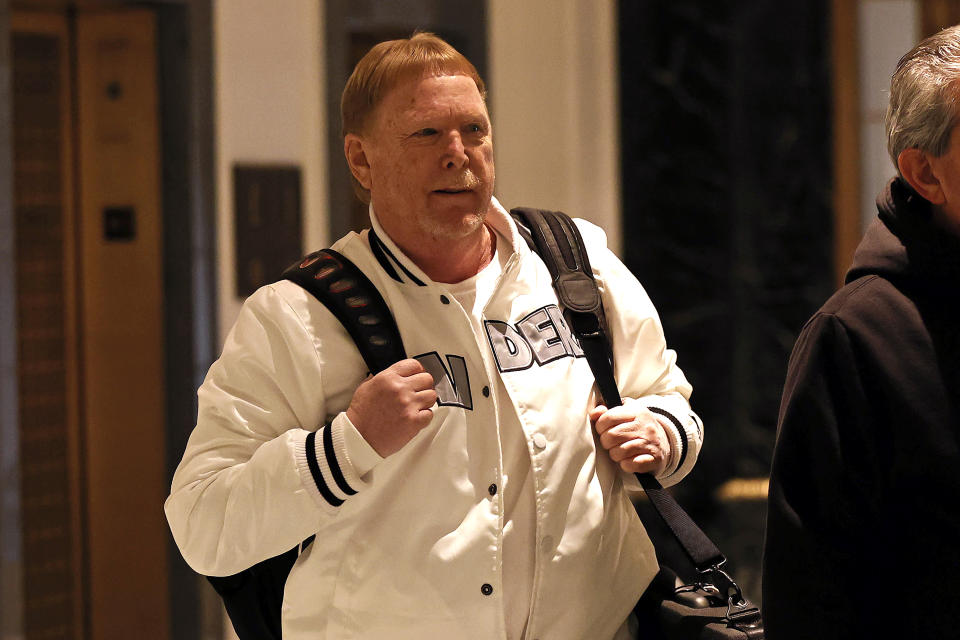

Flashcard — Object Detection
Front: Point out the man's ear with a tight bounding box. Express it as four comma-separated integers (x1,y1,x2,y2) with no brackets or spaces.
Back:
344,134,372,190
898,147,946,204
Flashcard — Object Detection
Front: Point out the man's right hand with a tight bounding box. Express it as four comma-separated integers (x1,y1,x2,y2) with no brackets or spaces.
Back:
346,359,438,457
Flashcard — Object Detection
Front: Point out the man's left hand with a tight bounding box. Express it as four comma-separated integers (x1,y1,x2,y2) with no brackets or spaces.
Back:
589,404,671,476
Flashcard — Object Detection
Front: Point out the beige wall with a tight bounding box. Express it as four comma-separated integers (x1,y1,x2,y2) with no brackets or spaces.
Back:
214,0,327,342
858,0,920,230
488,0,622,255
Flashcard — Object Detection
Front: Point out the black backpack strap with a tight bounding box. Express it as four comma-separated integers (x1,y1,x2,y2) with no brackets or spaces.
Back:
275,248,408,533
209,248,407,640
510,207,622,407
281,248,406,374
509,207,729,580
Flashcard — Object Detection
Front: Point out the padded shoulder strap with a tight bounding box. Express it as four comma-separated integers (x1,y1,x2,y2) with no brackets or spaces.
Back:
280,248,405,374
510,207,621,407
510,208,603,316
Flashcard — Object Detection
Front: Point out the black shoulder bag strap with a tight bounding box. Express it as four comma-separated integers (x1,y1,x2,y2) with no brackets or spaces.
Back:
208,248,406,640
510,207,743,600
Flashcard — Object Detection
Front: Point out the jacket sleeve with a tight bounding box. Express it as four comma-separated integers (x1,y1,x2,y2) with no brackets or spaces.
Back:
762,311,882,639
574,219,704,487
164,284,372,576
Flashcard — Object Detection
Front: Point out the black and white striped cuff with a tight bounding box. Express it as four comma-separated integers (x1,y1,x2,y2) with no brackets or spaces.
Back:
647,406,686,479
295,419,365,510
638,395,702,484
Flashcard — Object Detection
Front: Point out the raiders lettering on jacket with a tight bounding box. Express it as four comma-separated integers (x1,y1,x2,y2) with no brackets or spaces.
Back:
485,305,584,373
412,305,584,411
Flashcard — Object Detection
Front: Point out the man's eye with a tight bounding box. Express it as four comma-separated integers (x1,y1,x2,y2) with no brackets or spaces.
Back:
467,123,483,134
416,128,438,136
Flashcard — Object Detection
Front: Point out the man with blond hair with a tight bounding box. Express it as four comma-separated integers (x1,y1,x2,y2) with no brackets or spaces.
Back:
167,33,703,639
763,25,960,638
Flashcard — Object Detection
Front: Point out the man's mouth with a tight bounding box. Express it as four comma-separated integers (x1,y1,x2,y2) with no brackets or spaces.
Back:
434,172,482,195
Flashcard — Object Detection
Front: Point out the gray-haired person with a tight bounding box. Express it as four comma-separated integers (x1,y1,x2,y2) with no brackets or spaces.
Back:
762,25,960,638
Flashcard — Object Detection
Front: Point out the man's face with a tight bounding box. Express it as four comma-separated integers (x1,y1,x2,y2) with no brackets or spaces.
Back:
353,74,495,247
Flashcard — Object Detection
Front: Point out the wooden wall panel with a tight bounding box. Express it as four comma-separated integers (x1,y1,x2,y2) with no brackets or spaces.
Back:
831,0,862,287
75,10,168,639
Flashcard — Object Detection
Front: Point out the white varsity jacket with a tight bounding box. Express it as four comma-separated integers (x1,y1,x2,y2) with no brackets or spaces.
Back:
165,199,703,639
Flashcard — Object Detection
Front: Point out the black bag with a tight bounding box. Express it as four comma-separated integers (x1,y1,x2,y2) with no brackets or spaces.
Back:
634,566,763,639
206,541,306,640
627,472,764,640
512,208,764,640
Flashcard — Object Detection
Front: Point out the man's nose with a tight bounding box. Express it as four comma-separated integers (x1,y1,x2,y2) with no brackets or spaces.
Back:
441,132,468,169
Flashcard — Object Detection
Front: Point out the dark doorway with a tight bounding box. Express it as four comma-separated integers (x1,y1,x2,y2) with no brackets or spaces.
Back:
618,0,834,600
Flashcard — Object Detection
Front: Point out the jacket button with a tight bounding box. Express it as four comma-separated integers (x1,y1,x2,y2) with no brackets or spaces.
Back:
532,433,547,450
488,483,497,496
482,386,490,397
440,295,450,304
481,583,493,596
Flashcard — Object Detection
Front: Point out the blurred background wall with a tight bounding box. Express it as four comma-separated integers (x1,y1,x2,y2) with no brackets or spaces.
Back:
0,0,955,638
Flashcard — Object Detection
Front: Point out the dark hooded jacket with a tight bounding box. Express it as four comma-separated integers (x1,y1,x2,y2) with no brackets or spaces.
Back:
762,178,960,638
